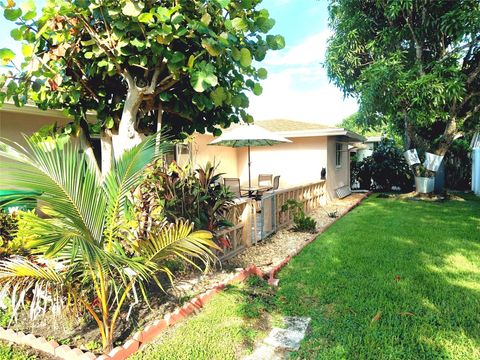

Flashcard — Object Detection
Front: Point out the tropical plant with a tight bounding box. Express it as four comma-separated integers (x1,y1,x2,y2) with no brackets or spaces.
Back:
135,160,234,245
0,135,218,353
352,139,413,191
281,199,317,233
326,0,480,157
0,0,285,174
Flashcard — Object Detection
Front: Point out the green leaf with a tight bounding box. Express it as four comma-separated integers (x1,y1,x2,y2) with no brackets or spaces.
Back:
131,38,145,49
266,35,285,50
122,0,144,17
171,13,183,25
10,28,23,41
257,68,268,80
202,39,222,57
0,48,15,65
169,51,185,64
231,17,248,31
231,47,241,61
4,8,22,21
210,86,226,106
84,52,93,59
156,7,170,22
215,0,230,8
22,44,33,58
191,62,218,92
105,117,114,129
239,48,252,67
252,83,263,96
138,12,154,23
201,13,211,26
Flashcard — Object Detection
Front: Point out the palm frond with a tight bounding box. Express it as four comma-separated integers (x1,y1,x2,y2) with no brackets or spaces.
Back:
0,137,106,244
102,136,171,249
133,220,219,275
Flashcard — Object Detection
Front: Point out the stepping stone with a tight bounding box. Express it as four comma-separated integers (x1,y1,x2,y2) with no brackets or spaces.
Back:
243,316,311,359
263,316,311,351
243,344,286,360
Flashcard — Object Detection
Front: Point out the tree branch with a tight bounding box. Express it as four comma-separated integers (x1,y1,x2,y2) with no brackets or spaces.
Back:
146,61,165,94
77,15,123,75
464,103,480,123
403,11,424,75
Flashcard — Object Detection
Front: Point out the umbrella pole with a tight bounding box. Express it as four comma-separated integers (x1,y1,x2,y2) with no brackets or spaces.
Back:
248,145,252,190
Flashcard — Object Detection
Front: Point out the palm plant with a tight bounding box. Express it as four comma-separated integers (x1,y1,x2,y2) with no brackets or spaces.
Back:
0,135,218,352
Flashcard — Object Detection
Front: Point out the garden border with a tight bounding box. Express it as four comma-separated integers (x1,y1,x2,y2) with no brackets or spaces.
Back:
0,192,370,360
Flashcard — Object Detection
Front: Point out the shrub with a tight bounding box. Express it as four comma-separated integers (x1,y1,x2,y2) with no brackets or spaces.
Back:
135,160,235,247
0,136,218,352
281,199,317,233
352,139,413,192
0,211,18,256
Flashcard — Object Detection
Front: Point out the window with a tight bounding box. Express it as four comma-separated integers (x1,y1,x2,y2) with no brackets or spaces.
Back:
164,143,192,168
336,143,342,167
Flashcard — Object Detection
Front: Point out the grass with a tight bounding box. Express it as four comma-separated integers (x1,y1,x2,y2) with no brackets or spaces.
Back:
132,276,275,360
277,194,480,359
0,341,37,360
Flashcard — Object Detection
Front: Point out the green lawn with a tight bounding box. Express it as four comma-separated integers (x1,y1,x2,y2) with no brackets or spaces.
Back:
132,277,275,360
0,341,36,360
277,194,480,359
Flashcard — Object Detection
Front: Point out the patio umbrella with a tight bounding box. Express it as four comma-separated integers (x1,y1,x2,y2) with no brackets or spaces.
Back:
209,123,292,189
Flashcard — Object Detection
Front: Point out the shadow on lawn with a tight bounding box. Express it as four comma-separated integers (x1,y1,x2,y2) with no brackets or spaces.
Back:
276,194,480,359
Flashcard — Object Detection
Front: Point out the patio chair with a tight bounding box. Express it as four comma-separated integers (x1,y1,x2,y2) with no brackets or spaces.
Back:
272,175,280,190
224,178,242,198
258,174,273,188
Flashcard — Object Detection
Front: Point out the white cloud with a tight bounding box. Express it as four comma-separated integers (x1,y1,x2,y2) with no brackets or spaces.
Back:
249,30,358,126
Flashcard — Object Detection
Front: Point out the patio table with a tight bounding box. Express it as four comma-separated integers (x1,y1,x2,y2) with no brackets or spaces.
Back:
241,185,272,198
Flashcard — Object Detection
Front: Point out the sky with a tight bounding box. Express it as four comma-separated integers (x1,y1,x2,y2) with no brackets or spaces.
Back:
0,0,358,127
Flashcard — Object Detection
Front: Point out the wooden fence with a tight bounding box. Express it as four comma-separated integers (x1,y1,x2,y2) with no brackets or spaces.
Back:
218,180,325,260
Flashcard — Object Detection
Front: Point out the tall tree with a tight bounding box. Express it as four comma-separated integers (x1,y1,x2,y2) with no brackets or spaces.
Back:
326,0,480,156
0,0,284,173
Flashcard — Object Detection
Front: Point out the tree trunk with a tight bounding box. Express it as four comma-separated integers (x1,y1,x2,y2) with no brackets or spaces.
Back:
77,119,101,177
116,87,144,159
155,104,163,156
435,116,458,157
101,129,113,176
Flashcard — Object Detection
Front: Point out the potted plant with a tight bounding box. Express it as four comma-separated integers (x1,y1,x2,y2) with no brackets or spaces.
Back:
413,164,435,193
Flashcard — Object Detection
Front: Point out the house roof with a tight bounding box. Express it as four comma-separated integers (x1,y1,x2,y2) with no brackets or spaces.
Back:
256,119,366,142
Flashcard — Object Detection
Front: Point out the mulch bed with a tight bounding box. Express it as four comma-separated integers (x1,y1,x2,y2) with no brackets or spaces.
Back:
8,193,367,355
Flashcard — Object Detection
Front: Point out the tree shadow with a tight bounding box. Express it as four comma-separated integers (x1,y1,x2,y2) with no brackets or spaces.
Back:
276,194,480,359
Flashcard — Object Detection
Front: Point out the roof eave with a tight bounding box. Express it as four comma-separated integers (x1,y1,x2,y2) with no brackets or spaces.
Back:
273,127,366,142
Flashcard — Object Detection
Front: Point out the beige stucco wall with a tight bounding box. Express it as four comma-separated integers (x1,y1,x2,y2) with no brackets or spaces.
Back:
236,136,328,189
325,137,350,200
0,108,69,147
189,134,331,190
191,133,239,177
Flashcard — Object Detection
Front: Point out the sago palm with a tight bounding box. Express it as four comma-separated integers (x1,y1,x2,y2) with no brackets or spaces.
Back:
0,135,218,352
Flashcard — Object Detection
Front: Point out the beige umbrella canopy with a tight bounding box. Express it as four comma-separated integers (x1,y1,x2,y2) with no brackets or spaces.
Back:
209,123,291,189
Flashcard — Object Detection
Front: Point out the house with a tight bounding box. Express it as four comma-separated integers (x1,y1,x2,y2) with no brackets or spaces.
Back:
0,105,365,201
350,135,382,161
191,119,365,200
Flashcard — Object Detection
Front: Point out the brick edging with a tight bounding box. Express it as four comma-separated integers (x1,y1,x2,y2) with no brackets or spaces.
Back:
0,193,371,360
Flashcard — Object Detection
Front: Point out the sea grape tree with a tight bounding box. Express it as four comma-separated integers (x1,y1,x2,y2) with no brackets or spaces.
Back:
0,0,284,173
